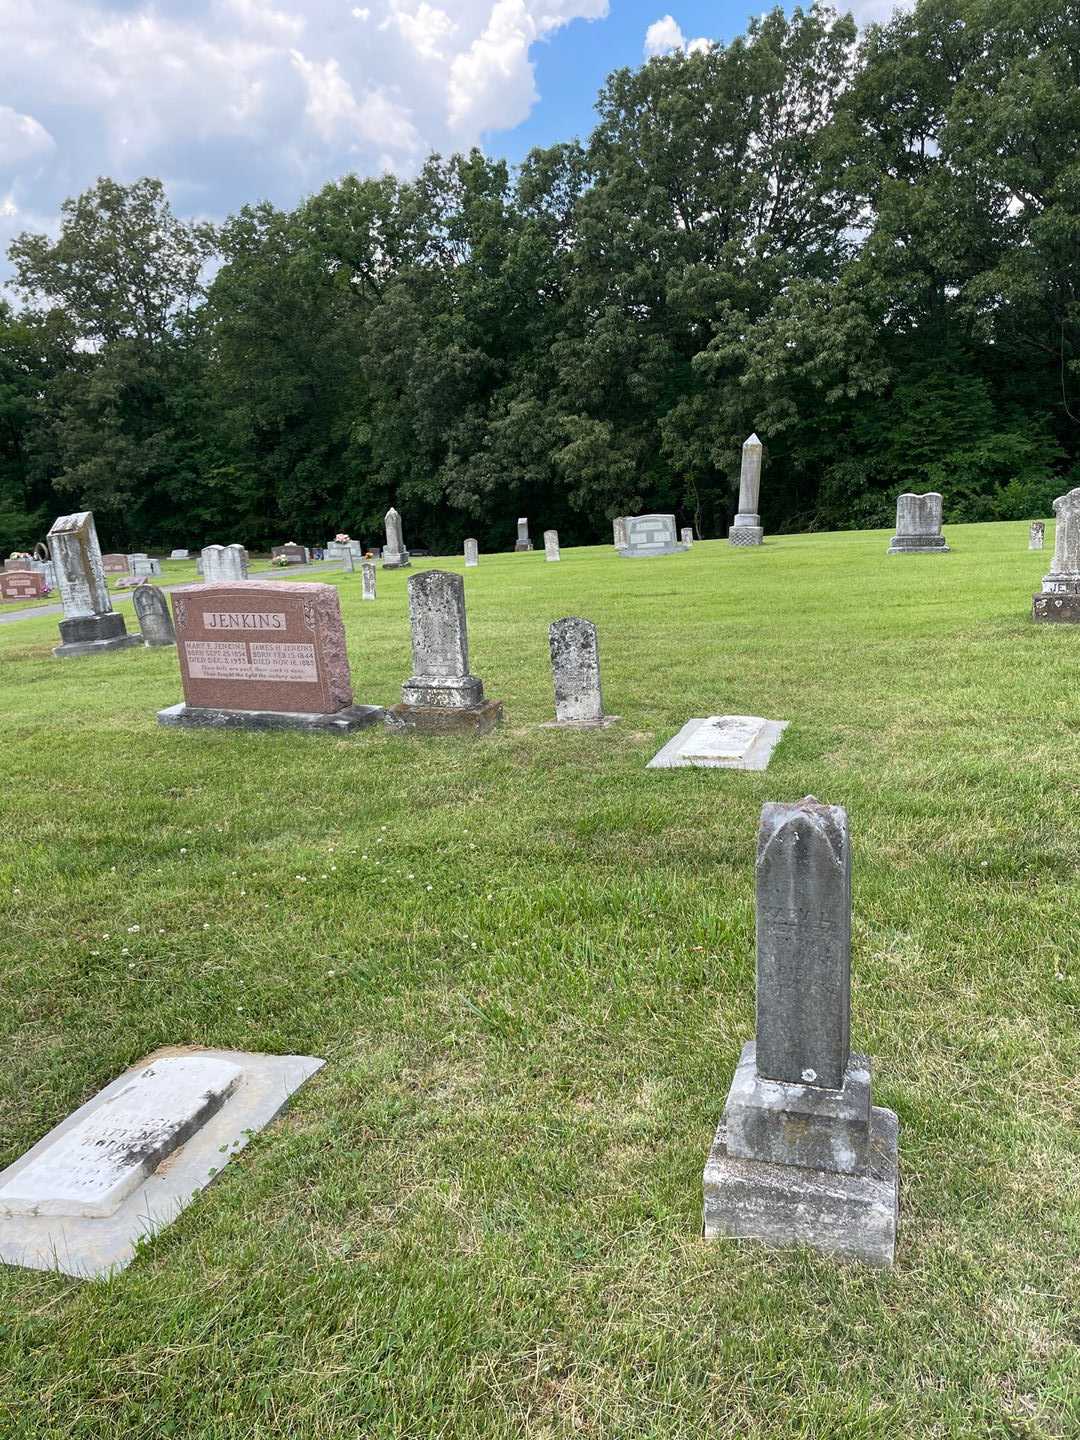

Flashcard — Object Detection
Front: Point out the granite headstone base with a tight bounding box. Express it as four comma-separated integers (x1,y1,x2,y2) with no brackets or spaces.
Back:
887,535,949,554
158,702,385,734
381,551,411,569
1032,592,1080,622
540,715,620,730
387,700,503,736
54,612,141,658
729,527,764,547
702,1106,898,1267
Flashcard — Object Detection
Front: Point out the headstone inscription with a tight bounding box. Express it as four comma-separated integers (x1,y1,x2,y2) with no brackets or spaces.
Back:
382,508,411,569
1029,521,1045,550
158,582,384,733
1032,487,1080,622
515,518,533,552
201,544,248,583
613,516,628,549
388,570,502,735
132,584,175,647
647,715,788,771
102,554,129,574
361,560,377,600
0,570,47,602
617,514,687,559
544,529,561,562
464,539,479,568
546,618,617,728
729,433,764,547
681,527,694,547
0,1048,323,1278
887,492,949,554
703,799,899,1266
47,512,140,657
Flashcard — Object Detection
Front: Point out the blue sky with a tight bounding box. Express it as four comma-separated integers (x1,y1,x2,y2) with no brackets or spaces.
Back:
0,0,901,284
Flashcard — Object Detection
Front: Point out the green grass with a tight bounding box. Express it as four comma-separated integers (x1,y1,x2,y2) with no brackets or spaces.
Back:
1,522,1078,1439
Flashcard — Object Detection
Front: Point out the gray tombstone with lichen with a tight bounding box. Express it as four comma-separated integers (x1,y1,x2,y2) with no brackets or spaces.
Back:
1033,487,1080,621
703,797,899,1266
1029,521,1044,550
361,560,377,600
544,529,560,562
201,544,248,582
382,507,411,569
515,517,533,552
132,583,176,647
47,511,140,658
729,434,764,546
547,617,616,728
464,539,478,567
887,492,949,554
389,570,501,734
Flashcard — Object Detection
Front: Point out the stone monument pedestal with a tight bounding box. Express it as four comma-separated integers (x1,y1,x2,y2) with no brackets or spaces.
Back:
1032,590,1080,622
387,700,503,736
1032,489,1080,621
382,549,411,569
729,518,763,548
157,702,385,734
55,613,141,658
887,534,949,554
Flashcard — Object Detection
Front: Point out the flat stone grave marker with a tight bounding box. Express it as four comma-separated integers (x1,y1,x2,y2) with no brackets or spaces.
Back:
0,1049,323,1278
703,799,899,1267
618,513,687,558
158,581,383,733
1,570,47,602
647,715,787,771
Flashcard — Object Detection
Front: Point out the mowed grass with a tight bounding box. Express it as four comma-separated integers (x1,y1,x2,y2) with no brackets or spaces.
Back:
0,522,1078,1440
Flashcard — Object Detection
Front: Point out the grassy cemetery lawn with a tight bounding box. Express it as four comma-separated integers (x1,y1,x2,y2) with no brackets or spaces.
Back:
1,521,1078,1439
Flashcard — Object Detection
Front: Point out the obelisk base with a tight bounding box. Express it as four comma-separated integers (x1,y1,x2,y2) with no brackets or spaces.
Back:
54,612,141,658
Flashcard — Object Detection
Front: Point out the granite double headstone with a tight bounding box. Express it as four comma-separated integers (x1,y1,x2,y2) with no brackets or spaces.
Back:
887,493,949,554
617,514,687,558
201,545,248,583
703,798,899,1266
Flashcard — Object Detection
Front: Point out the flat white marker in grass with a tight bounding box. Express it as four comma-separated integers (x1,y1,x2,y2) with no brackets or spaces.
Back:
646,716,788,771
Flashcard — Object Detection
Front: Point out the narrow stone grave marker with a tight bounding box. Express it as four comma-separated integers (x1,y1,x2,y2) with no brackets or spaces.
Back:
382,507,411,569
464,538,479,567
1029,521,1044,550
729,434,764,547
887,492,949,554
133,584,176,647
681,527,694,547
158,581,383,733
544,529,561,562
647,715,787,771
47,512,140,657
515,517,533,551
703,798,899,1267
389,570,502,735
361,560,377,600
0,1049,323,1278
545,618,617,728
1032,488,1080,622
613,516,628,549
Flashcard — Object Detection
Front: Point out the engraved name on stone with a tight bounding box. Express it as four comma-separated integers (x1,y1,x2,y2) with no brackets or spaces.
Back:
204,611,286,631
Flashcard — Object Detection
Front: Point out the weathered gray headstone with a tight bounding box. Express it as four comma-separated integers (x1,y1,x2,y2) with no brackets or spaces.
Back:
389,570,502,734
133,584,175,647
544,529,560,562
47,512,140,657
382,507,411,569
361,560,377,600
617,514,687,559
729,434,764,547
546,618,617,728
464,538,479,567
703,798,899,1266
887,492,949,554
201,544,248,583
130,556,162,577
613,516,628,549
1029,521,1045,550
681,527,694,547
515,517,533,552
169,549,190,560
1033,487,1080,622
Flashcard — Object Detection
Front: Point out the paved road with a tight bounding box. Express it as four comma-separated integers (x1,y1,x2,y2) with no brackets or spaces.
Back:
0,561,340,627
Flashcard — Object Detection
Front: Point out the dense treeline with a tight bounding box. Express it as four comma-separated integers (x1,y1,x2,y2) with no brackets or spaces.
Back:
1,0,1078,554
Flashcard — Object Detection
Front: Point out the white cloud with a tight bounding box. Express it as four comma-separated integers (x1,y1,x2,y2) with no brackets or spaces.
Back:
845,0,914,23
643,14,709,59
0,107,55,169
0,0,609,278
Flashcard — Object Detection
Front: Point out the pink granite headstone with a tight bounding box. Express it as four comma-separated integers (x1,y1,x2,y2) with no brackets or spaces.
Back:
171,582,353,715
0,570,47,601
102,554,130,574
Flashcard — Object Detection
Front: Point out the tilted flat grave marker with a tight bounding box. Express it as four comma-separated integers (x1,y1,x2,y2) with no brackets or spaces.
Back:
133,583,176,647
158,581,383,733
703,799,899,1266
647,715,788,772
0,1049,323,1278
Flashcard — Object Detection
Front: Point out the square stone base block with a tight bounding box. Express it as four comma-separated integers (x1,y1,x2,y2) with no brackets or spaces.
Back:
0,1048,323,1279
703,1106,899,1267
886,538,949,553
1032,593,1080,622
157,702,385,734
54,633,142,658
388,700,503,735
728,528,764,547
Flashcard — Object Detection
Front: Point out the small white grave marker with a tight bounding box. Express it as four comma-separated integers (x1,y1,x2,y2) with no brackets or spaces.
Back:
647,715,788,772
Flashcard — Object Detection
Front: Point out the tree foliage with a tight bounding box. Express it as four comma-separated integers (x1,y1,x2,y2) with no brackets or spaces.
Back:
1,1,1077,552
